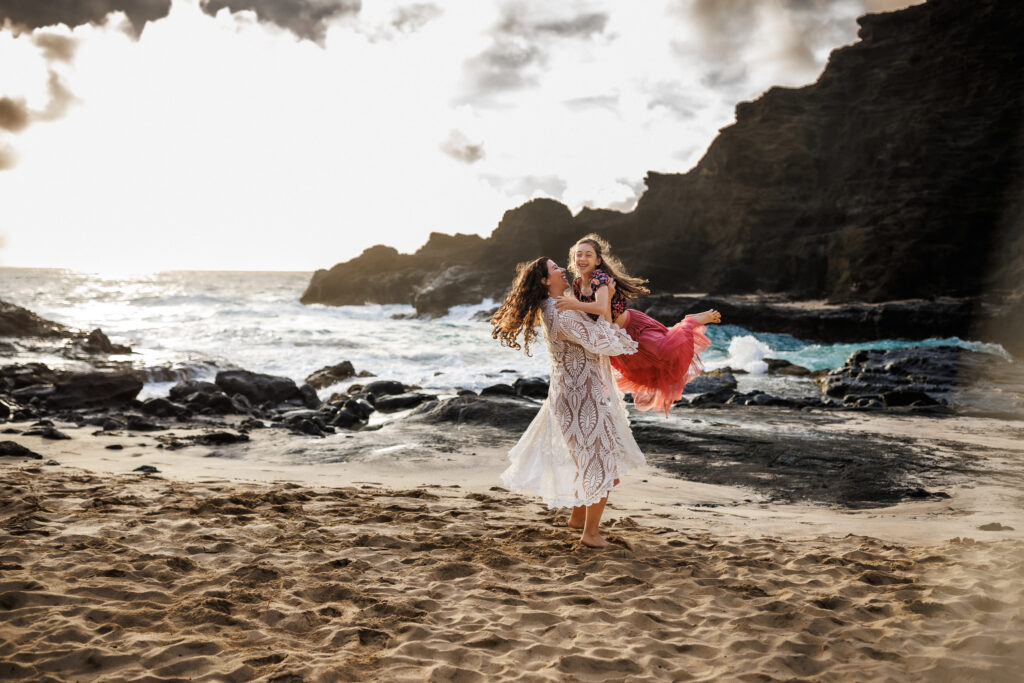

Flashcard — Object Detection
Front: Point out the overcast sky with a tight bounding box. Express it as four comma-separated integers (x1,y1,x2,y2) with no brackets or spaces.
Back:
0,0,918,273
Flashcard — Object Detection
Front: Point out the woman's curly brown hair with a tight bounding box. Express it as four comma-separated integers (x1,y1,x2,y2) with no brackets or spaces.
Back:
490,256,553,356
568,233,650,300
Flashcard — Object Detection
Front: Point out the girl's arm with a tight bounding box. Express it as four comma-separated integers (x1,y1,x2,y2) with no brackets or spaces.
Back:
556,287,611,322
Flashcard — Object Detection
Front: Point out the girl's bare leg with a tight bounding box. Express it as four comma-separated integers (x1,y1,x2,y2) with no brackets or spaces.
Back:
581,495,609,548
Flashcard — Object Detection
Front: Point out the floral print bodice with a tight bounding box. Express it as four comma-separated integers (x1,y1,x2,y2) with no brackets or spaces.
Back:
572,268,628,321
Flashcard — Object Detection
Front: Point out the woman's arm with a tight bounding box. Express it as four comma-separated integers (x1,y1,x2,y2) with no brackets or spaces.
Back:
555,308,638,357
555,287,611,322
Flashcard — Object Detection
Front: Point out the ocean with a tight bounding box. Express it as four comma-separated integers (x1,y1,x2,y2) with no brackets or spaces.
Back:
0,268,1008,401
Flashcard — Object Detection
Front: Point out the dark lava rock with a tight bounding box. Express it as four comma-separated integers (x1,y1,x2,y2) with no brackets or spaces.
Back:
0,441,42,459
279,409,320,421
47,373,144,409
142,397,183,418
513,377,548,399
194,431,250,446
291,418,326,437
125,416,163,432
343,398,375,420
684,369,738,395
105,444,124,450
330,409,363,429
363,380,406,398
169,380,221,401
689,387,741,406
40,426,70,440
632,418,955,508
80,328,131,354
11,384,55,402
881,390,940,407
215,370,300,405
103,418,126,431
407,395,540,430
305,361,356,389
298,384,322,409
133,465,159,473
239,418,267,430
765,359,813,376
374,393,437,413
480,384,515,397
0,299,70,338
821,346,1012,409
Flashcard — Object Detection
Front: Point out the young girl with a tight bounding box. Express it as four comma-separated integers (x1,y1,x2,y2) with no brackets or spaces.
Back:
557,234,721,416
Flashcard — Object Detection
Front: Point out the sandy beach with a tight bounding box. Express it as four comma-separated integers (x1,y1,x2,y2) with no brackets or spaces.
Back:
2,408,1024,682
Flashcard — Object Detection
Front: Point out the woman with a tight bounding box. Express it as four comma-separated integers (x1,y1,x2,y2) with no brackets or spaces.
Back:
558,234,720,416
491,257,644,548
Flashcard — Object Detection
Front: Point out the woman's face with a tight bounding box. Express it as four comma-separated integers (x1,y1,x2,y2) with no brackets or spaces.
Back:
544,259,567,291
574,243,599,274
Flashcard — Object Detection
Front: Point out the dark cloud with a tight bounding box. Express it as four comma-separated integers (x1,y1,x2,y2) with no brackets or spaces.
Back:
201,0,361,43
440,131,484,164
687,0,817,71
34,32,78,62
464,38,542,95
0,97,30,132
534,12,607,37
460,6,609,103
0,71,76,170
0,0,171,37
38,71,76,121
392,3,442,33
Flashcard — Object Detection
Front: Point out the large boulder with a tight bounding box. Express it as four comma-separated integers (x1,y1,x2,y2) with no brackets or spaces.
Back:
305,361,356,389
215,370,300,404
169,380,221,401
374,392,437,413
407,395,540,430
47,373,143,409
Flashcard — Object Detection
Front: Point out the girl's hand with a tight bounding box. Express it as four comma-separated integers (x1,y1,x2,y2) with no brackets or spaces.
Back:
607,279,617,294
555,296,579,312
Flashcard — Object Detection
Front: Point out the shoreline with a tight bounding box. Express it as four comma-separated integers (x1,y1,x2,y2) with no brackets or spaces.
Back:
3,404,1022,546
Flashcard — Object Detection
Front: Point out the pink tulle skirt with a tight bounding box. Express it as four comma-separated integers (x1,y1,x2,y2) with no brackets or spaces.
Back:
611,309,711,416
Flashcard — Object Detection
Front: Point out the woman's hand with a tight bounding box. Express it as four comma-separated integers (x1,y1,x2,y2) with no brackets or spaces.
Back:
555,296,580,312
607,279,617,295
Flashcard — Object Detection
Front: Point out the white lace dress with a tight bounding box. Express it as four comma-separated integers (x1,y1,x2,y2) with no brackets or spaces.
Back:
501,298,646,508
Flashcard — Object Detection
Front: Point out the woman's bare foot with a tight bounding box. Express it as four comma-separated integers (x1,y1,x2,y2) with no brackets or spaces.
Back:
568,506,585,529
580,533,609,548
689,309,721,325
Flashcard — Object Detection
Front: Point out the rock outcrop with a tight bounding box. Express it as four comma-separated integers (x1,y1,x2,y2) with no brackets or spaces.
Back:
300,0,1024,353
0,299,70,338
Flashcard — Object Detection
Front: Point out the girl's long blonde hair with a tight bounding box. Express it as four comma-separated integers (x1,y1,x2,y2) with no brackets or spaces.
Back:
568,234,649,300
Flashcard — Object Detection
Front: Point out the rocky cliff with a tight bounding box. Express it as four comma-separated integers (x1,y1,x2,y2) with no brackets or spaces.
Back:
302,0,1024,348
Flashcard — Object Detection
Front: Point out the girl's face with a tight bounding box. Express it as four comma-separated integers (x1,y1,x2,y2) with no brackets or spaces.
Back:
574,243,600,275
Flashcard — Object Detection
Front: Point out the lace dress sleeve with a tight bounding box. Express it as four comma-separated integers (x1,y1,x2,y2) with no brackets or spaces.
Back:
555,309,638,357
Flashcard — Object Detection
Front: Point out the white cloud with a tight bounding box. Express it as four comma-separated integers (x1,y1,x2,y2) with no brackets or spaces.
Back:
0,0,919,272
